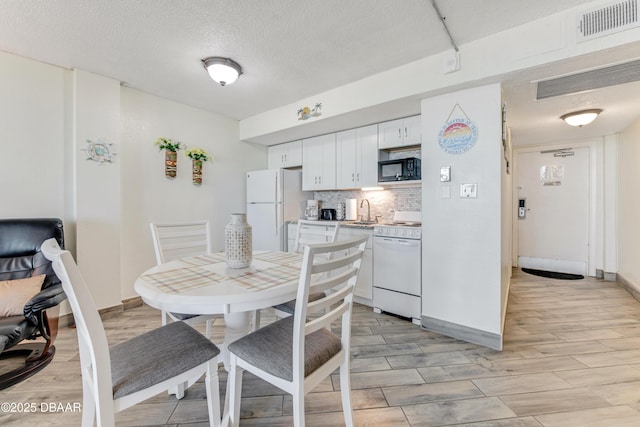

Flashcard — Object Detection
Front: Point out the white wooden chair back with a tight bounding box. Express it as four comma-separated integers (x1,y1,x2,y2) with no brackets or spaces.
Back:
227,235,369,426
150,220,211,264
293,220,340,254
41,238,116,426
293,235,367,372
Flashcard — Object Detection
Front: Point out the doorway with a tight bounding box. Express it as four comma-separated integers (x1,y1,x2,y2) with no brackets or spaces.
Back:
515,146,590,275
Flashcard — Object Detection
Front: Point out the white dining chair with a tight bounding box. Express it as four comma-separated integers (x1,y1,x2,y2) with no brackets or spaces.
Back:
227,235,368,427
150,221,219,338
41,238,222,427
272,220,341,318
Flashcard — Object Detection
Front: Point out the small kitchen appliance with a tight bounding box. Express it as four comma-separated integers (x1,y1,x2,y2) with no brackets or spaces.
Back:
305,200,321,220
378,157,421,182
321,208,337,221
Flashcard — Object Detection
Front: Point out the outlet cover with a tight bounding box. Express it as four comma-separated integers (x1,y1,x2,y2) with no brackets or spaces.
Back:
460,183,477,198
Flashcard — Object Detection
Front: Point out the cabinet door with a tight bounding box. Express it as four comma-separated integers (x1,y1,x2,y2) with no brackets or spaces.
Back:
317,133,336,190
355,248,373,300
286,223,298,252
378,118,403,149
283,140,303,167
268,144,285,169
339,228,373,301
356,124,378,187
302,137,322,190
402,115,422,146
336,129,357,189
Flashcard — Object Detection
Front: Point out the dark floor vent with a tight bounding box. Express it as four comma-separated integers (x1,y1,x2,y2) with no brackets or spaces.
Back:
578,0,639,41
536,58,640,99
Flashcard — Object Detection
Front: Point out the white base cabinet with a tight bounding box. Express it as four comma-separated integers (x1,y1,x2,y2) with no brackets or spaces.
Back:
286,223,373,305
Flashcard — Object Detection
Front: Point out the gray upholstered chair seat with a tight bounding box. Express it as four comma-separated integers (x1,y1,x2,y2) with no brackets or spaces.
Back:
110,321,220,399
271,292,325,316
228,316,341,382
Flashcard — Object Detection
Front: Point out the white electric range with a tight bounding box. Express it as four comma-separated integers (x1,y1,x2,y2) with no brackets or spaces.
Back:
372,211,422,325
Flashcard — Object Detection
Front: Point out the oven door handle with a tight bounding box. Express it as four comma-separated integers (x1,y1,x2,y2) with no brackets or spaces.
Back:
375,238,420,246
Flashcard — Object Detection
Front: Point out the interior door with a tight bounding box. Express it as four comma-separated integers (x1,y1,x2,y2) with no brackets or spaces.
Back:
516,146,590,275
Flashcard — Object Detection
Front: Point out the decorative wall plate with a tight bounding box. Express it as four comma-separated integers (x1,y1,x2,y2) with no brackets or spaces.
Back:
83,139,115,164
438,118,478,155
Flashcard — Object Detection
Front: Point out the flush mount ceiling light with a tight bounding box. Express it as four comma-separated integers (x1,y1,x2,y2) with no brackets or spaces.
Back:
560,109,603,127
202,57,242,86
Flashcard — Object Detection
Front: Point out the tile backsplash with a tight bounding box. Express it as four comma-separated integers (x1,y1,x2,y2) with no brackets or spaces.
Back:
314,186,421,223
312,148,422,222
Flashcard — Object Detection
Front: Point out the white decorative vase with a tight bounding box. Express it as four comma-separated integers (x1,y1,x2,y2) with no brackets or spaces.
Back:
225,213,252,268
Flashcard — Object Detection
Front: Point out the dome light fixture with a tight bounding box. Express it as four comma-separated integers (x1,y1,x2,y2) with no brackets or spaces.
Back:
202,57,242,86
560,109,602,127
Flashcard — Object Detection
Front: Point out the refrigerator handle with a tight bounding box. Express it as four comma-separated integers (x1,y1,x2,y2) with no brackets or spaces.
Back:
275,204,278,235
274,173,278,203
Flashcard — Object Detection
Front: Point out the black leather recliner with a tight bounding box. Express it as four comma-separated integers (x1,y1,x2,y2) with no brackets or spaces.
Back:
0,218,67,390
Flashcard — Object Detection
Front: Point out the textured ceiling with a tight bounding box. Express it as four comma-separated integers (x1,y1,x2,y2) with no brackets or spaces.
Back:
0,0,595,121
2,0,638,146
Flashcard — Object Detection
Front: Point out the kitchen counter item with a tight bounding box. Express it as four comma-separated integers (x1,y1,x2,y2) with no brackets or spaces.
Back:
321,208,336,221
336,203,346,220
305,199,321,220
345,199,357,221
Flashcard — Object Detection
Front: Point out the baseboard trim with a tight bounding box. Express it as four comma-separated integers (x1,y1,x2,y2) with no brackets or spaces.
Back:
617,273,640,303
59,296,144,328
421,315,503,351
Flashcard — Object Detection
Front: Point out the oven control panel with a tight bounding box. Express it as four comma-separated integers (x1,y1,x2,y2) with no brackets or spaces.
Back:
374,225,421,240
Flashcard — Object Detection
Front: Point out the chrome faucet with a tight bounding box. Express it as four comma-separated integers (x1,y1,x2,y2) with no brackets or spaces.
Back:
360,198,371,222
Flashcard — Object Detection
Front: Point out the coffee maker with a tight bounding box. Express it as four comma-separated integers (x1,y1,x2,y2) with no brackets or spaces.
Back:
305,200,321,220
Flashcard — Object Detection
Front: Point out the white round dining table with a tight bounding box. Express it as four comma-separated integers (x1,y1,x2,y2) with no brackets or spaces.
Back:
134,251,303,367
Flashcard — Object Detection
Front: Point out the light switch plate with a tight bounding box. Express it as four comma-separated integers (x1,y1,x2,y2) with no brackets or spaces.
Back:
440,166,451,182
460,183,478,198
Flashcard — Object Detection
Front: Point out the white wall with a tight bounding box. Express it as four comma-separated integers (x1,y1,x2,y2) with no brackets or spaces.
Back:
73,70,122,309
618,118,640,287
0,51,66,220
421,84,505,348
1,50,267,309
119,88,266,300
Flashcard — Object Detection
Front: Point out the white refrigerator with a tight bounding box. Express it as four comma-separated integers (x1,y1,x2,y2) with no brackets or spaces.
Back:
246,169,311,251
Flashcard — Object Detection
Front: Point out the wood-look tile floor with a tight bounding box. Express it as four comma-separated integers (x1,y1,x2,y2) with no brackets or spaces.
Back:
4,269,640,426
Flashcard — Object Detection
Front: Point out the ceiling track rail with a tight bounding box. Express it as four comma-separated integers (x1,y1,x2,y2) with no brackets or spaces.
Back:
430,0,459,52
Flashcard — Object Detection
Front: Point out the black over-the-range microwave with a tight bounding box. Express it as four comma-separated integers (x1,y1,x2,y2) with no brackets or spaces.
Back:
378,157,421,182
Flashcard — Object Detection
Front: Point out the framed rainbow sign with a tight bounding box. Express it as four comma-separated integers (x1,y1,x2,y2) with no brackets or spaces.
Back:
438,117,478,155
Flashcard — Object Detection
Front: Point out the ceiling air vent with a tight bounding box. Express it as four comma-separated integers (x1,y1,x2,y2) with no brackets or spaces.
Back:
577,0,639,41
536,59,640,99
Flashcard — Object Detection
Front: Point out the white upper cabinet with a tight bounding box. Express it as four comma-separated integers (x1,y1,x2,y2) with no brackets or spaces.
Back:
268,140,302,169
378,115,421,149
302,133,336,191
336,124,378,189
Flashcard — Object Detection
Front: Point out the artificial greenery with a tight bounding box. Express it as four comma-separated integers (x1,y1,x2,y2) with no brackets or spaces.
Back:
185,147,212,162
153,137,184,152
